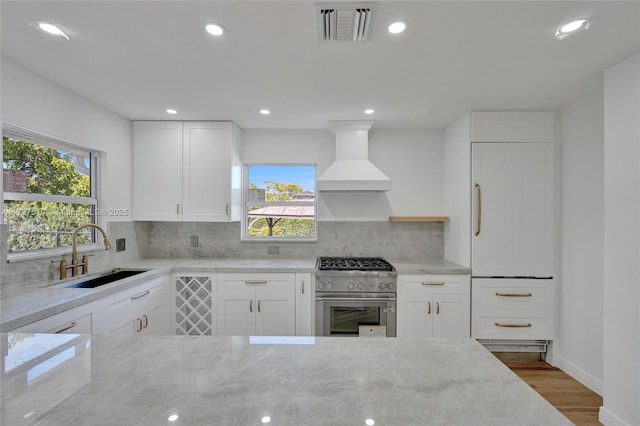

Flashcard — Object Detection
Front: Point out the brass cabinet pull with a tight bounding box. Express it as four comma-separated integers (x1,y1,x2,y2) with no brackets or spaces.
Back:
176,203,181,215
258,300,261,313
495,292,533,297
136,318,143,332
54,321,78,334
427,301,431,315
249,300,253,312
131,290,150,300
245,280,267,285
226,204,230,215
302,281,305,294
495,322,532,328
474,183,482,236
422,282,445,286
436,302,440,315
143,314,149,329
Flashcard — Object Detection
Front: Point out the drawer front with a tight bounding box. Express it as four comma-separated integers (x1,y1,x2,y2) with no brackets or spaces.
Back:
398,275,470,295
472,310,554,340
472,278,554,311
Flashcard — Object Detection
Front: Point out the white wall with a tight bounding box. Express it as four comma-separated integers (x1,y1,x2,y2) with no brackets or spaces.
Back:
558,91,604,394
601,52,640,426
443,113,471,267
242,128,445,221
1,58,133,219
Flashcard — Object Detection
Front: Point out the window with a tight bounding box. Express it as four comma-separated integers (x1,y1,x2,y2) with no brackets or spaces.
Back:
2,126,99,255
243,164,316,240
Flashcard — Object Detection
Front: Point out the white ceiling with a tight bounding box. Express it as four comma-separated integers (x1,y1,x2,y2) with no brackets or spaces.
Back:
2,1,639,130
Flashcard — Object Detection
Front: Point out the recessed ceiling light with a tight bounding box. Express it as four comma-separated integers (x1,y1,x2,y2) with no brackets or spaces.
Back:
166,108,178,114
388,21,406,34
168,414,179,422
364,109,375,114
205,23,225,36
259,109,271,115
555,18,589,40
37,22,69,40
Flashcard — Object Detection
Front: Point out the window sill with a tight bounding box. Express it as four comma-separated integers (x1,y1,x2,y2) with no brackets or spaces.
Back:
6,243,104,264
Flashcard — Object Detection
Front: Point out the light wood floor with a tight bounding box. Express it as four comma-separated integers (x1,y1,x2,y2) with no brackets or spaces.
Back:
495,353,603,425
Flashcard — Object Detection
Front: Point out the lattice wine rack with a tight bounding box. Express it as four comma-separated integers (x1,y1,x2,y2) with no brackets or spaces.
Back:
175,276,213,335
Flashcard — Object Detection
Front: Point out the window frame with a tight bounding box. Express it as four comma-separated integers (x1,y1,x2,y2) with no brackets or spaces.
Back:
3,124,102,262
241,163,317,242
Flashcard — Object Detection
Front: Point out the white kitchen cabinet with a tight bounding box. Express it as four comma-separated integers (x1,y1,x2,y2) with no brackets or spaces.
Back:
472,278,555,340
216,273,295,336
133,121,242,222
93,275,171,336
295,273,313,336
9,302,94,334
471,142,554,277
174,274,215,336
397,275,470,338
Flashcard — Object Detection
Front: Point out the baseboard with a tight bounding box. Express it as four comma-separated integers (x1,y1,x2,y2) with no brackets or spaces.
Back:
599,406,632,426
556,356,603,396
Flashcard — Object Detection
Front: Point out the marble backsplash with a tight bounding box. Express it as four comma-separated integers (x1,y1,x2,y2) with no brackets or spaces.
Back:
1,222,145,289
1,220,443,288
143,221,444,261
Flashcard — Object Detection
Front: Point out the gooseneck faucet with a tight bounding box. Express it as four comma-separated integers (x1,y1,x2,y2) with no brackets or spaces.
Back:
59,223,111,279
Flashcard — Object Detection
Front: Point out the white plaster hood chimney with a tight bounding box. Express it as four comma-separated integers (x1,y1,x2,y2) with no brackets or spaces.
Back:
317,121,391,192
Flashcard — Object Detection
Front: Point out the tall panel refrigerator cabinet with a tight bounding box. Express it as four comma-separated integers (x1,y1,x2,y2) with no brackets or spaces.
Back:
471,139,556,351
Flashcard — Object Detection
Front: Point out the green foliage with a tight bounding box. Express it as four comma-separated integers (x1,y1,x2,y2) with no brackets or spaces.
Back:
248,180,315,238
3,137,92,252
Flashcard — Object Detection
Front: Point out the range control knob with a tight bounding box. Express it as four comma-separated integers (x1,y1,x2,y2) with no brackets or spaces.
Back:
348,281,355,290
386,283,394,290
378,283,386,290
325,281,333,290
358,281,365,290
318,282,325,289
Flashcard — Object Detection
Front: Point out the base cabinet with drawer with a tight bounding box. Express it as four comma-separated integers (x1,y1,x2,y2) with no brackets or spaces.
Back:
93,275,171,336
216,273,296,336
397,275,470,338
471,278,555,340
9,302,95,334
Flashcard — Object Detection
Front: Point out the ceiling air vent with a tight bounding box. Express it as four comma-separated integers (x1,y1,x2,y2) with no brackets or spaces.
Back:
316,3,374,42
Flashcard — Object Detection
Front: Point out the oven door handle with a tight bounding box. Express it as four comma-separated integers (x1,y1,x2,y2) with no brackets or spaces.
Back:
315,297,397,302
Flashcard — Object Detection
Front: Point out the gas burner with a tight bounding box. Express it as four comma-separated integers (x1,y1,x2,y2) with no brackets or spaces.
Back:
317,257,394,272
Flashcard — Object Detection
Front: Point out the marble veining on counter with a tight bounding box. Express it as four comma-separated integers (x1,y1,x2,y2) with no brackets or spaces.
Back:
390,256,471,274
1,334,571,426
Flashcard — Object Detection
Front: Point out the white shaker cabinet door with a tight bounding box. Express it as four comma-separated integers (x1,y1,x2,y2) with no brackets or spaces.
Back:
182,122,232,222
472,143,554,277
133,121,183,221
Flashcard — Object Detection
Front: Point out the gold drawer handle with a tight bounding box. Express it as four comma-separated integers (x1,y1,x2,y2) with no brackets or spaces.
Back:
54,321,78,334
131,290,150,300
422,282,445,286
495,292,533,297
495,322,532,328
245,280,267,285
474,183,481,236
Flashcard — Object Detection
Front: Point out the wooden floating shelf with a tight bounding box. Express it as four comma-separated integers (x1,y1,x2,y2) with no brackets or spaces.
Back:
388,216,449,222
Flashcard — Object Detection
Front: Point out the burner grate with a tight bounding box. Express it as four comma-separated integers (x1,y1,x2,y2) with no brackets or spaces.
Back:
318,257,394,271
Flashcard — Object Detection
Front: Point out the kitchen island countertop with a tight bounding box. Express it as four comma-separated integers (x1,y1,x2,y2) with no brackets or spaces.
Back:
1,333,571,426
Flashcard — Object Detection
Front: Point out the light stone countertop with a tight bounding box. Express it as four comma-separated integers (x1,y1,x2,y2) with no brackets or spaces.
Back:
1,257,469,332
1,333,571,426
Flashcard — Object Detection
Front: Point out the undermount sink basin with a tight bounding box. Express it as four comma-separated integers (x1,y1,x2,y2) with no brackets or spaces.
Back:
47,268,150,289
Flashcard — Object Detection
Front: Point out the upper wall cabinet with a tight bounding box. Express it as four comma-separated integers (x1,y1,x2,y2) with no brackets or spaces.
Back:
470,111,555,143
133,121,242,222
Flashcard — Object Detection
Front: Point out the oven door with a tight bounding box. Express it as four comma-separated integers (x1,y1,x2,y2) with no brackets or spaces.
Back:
315,293,396,337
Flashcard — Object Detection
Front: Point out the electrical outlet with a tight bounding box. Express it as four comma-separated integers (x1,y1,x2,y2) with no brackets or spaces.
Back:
190,235,199,248
115,238,126,252
267,246,279,255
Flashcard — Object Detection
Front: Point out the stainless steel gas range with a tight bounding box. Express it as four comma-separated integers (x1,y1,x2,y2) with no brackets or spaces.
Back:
315,257,397,337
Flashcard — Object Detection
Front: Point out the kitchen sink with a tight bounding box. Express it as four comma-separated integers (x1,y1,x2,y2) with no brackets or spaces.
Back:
46,268,150,289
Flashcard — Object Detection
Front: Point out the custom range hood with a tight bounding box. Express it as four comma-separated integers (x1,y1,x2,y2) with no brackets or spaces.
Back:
317,121,391,192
